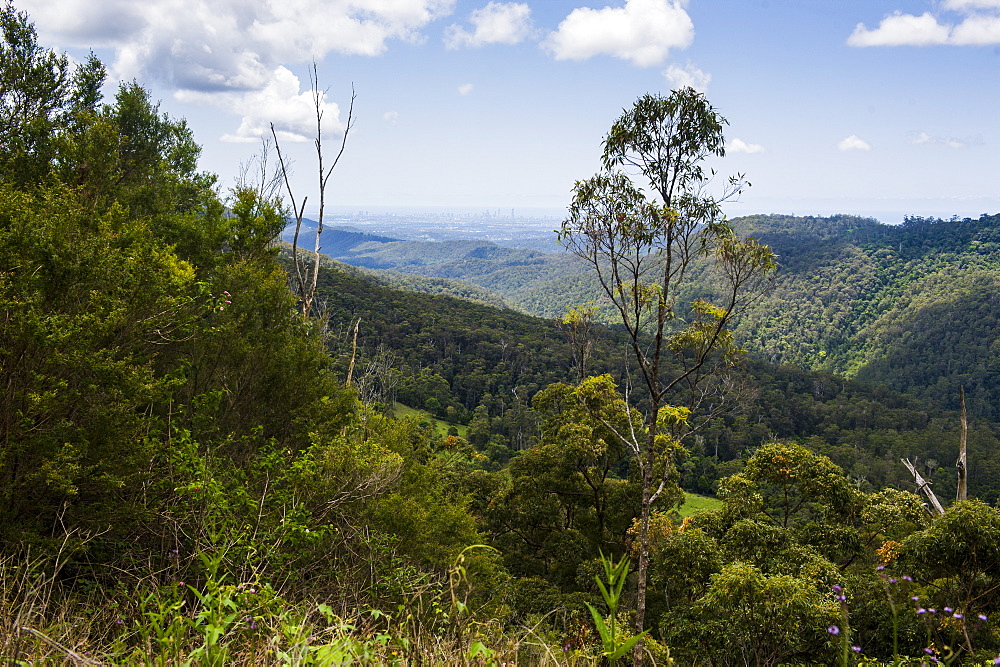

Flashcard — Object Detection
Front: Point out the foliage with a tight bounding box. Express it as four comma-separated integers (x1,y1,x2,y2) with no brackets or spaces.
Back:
326,209,1000,428
559,87,776,645
0,15,491,647
471,378,642,590
663,561,839,666
585,553,649,662
734,213,1000,420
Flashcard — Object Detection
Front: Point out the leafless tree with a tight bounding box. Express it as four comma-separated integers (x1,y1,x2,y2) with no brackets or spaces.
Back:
271,63,355,318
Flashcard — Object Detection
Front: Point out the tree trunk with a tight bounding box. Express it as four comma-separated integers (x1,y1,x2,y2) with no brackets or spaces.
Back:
957,386,968,502
902,458,944,517
633,423,657,666
633,471,651,665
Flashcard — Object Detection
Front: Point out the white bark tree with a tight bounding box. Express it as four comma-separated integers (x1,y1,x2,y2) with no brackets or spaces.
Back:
559,88,776,664
271,63,355,318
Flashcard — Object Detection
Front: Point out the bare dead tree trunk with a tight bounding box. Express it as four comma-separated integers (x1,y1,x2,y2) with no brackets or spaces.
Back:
346,317,361,386
902,458,945,517
957,386,968,502
271,63,355,318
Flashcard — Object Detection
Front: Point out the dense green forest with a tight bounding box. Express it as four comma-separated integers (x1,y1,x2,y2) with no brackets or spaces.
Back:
319,211,1000,424
5,6,1000,664
734,213,1000,419
315,254,1000,503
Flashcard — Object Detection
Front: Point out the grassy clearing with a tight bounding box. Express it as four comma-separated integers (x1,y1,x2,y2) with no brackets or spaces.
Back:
678,492,722,518
390,403,468,439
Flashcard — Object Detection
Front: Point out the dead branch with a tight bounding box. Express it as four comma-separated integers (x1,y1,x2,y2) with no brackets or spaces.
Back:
902,457,944,517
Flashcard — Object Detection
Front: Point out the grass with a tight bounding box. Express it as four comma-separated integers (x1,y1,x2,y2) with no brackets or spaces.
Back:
0,546,568,666
390,402,468,439
678,492,723,518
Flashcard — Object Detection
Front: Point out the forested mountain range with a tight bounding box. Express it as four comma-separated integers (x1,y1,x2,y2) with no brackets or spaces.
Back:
734,213,1000,419
317,212,1000,421
312,252,1000,504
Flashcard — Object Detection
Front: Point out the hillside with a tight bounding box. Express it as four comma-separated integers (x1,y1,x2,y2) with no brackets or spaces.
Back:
322,212,1000,420
734,213,1000,418
311,256,1000,503
287,223,585,312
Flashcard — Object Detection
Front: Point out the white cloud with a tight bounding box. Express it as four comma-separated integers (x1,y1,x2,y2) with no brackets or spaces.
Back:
383,110,400,125
951,13,1000,43
910,131,966,148
848,4,1000,46
944,0,1000,11
543,0,694,67
848,12,950,46
838,135,872,151
663,62,710,92
458,83,475,95
729,138,765,154
19,0,455,134
444,2,533,49
176,66,343,143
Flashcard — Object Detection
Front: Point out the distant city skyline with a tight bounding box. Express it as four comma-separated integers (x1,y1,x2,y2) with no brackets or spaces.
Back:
20,0,1000,224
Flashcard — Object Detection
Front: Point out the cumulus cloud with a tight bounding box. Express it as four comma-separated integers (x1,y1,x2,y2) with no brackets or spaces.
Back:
910,131,966,148
848,12,950,46
19,0,455,136
444,2,533,49
848,3,1000,46
663,62,710,92
838,135,872,151
951,13,1000,43
544,0,694,67
729,138,764,154
383,110,400,125
175,66,343,143
458,83,475,95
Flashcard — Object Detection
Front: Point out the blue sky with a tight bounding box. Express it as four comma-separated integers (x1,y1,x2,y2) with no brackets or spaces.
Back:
21,0,1000,222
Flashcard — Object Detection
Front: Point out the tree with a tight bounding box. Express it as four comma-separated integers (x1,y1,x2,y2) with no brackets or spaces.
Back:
664,561,839,666
559,303,598,383
0,4,106,186
558,88,776,657
272,64,355,318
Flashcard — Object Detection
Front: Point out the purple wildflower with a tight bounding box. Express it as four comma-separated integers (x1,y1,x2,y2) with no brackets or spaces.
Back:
828,625,840,635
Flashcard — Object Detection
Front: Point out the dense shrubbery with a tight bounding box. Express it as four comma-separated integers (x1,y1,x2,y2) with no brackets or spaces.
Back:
0,7,498,662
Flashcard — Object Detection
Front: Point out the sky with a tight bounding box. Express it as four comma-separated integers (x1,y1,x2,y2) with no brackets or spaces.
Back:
19,0,1000,223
